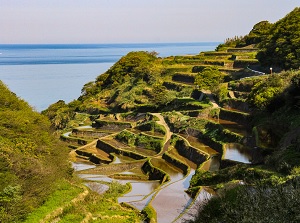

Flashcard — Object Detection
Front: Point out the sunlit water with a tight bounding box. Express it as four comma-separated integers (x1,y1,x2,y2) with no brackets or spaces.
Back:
224,143,252,163
0,43,219,111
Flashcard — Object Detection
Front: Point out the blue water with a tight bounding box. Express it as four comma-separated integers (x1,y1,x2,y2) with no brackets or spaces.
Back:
0,43,219,111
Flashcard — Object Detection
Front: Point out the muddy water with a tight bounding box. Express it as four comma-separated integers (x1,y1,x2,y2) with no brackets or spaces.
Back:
209,118,248,136
175,188,212,223
151,169,195,223
151,158,184,181
78,172,160,208
180,134,218,155
118,158,185,211
72,162,96,171
63,131,72,137
201,156,220,172
111,154,136,164
224,143,252,163
118,180,160,203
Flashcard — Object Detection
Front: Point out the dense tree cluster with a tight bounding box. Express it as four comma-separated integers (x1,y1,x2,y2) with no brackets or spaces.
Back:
216,7,300,70
0,82,71,222
194,67,224,91
257,7,300,69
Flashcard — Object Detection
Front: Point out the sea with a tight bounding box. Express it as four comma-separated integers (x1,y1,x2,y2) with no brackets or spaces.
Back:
0,43,219,112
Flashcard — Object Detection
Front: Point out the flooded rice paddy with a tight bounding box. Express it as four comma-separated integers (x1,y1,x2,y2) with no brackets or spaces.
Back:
224,143,252,163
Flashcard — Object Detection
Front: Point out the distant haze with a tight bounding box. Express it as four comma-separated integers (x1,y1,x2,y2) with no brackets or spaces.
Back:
1,0,299,44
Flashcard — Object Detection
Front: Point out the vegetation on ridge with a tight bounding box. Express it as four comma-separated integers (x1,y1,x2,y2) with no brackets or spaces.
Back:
0,81,72,222
1,6,300,223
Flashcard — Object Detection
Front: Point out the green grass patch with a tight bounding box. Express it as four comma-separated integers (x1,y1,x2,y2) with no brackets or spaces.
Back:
23,180,83,223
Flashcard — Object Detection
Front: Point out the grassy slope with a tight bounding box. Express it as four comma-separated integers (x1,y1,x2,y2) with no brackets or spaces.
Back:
0,81,72,222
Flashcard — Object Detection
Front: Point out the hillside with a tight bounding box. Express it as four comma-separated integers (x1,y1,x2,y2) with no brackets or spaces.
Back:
0,81,71,222
217,7,300,70
40,7,300,223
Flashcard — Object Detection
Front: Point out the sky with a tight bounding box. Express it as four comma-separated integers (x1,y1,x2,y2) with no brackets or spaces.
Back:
0,0,299,44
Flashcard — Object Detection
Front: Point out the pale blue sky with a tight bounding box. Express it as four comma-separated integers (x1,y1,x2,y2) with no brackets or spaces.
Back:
1,0,299,43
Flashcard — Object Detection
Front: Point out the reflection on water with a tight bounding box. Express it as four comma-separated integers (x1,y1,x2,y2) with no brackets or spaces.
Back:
72,162,96,171
201,156,220,172
63,131,72,137
175,188,212,223
212,118,248,136
224,143,252,163
180,134,218,155
85,182,109,194
151,158,184,181
124,181,160,197
112,156,121,164
78,173,160,203
151,169,196,223
124,192,157,210
111,154,136,164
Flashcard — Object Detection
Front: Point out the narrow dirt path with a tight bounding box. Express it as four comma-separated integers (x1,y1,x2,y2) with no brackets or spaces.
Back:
201,90,219,108
151,113,172,155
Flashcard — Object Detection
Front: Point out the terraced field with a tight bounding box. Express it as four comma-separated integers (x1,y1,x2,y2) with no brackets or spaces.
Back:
64,110,254,222
62,48,261,222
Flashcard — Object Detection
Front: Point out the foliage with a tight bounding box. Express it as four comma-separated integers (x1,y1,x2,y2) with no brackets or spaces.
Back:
136,121,166,135
42,100,76,130
115,130,137,147
142,205,157,223
194,67,224,91
215,84,228,102
189,165,283,188
215,36,245,51
266,144,300,174
257,7,300,69
247,71,300,111
23,180,82,223
105,181,131,199
190,180,300,223
150,83,173,107
0,82,71,222
116,130,163,152
102,51,158,87
243,21,273,46
247,74,285,109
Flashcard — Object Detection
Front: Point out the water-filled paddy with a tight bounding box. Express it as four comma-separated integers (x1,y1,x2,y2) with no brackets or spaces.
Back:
180,134,218,155
224,143,252,163
151,169,196,223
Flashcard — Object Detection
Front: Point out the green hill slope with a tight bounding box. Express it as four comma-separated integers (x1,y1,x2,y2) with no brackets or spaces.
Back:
0,81,71,222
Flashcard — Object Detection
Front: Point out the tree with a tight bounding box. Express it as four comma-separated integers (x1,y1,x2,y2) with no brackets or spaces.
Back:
257,7,300,69
102,51,157,87
244,21,273,45
194,67,223,91
150,83,170,107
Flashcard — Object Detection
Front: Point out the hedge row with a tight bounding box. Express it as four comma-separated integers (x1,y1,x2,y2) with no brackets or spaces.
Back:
115,130,163,153
233,59,259,68
75,149,112,164
162,152,189,175
227,48,258,53
96,139,147,160
60,134,88,145
172,73,196,84
142,159,170,183
172,135,209,166
219,108,251,126
136,121,166,135
92,119,134,129
161,67,191,76
163,81,187,92
71,128,110,138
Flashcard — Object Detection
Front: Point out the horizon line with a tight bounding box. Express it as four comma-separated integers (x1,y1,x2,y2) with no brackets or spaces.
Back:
0,41,222,45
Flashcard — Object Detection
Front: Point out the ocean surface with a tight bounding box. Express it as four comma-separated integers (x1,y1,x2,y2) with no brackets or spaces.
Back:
0,43,219,111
